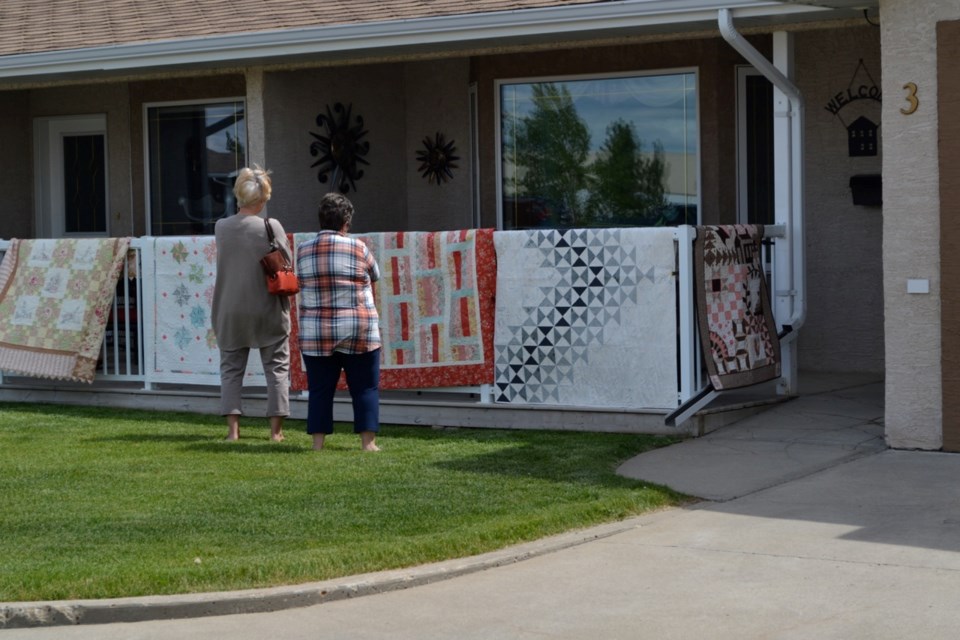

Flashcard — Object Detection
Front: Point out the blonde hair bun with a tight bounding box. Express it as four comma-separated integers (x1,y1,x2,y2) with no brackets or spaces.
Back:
233,165,273,208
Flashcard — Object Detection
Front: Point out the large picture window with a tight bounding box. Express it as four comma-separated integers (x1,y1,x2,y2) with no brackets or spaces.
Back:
146,101,246,236
499,71,698,230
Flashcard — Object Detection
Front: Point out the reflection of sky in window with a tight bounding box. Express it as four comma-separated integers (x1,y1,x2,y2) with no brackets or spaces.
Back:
150,103,244,154
501,73,696,154
205,104,245,154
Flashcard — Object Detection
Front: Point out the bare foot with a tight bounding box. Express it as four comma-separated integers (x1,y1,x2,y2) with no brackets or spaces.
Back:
226,415,240,441
269,417,285,443
360,431,380,452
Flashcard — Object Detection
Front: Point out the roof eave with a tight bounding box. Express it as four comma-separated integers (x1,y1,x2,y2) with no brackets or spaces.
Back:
0,0,842,82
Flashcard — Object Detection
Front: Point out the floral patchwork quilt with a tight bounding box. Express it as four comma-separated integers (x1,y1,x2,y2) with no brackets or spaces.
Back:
0,237,131,382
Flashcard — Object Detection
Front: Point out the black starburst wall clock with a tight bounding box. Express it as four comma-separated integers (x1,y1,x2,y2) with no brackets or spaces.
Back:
416,132,459,185
309,103,370,193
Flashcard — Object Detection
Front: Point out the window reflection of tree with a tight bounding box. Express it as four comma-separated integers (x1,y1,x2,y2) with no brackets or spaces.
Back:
504,76,692,229
587,119,668,226
509,83,589,227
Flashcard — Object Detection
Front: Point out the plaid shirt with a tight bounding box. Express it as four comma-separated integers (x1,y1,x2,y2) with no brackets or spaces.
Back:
296,230,381,356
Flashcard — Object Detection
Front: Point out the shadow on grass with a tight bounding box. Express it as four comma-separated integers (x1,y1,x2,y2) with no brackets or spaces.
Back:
184,441,311,455
7,403,684,485
429,445,660,488
90,433,213,444
383,425,686,491
87,432,312,455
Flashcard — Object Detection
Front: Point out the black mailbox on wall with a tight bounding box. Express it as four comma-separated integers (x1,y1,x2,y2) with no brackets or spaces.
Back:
849,174,882,207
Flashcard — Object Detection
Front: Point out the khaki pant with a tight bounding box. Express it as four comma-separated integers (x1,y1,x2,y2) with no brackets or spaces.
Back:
219,337,290,417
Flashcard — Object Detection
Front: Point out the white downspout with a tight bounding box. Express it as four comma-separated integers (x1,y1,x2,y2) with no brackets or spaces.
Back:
718,8,806,395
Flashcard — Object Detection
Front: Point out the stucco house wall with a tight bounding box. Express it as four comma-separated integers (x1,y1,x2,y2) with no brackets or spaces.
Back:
263,59,474,235
403,58,474,232
264,64,409,234
796,25,884,375
881,0,958,449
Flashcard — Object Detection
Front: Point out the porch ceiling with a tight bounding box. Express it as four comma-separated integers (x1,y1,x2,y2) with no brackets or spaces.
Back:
0,0,878,85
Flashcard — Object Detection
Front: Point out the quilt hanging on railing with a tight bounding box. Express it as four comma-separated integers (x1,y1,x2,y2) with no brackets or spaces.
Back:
0,237,131,383
149,235,304,386
694,225,780,390
493,228,677,409
149,236,269,384
150,236,221,383
289,229,496,391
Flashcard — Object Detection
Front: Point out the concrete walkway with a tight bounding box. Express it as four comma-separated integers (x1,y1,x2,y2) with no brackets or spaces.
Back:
6,374,960,639
616,372,888,500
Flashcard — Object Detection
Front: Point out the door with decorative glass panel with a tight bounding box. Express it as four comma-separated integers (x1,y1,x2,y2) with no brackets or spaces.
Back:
34,114,109,238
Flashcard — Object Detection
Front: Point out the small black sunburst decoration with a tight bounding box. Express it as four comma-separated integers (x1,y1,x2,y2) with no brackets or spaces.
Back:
309,103,370,193
416,132,459,185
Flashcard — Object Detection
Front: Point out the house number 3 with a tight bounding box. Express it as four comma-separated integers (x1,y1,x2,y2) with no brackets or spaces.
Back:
901,82,919,115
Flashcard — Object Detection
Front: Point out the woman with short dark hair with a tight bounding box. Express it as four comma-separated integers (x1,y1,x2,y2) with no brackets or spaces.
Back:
296,192,381,451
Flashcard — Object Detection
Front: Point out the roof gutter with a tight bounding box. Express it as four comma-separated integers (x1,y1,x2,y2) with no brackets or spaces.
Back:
0,0,828,80
718,7,806,338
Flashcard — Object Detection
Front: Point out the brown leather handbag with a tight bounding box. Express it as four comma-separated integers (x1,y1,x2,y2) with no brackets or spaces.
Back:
260,218,299,296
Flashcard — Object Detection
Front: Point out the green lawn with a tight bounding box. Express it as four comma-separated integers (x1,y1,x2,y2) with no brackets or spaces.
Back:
0,402,687,602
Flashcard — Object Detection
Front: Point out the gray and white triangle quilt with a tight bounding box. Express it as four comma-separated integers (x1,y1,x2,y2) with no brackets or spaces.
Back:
493,228,677,409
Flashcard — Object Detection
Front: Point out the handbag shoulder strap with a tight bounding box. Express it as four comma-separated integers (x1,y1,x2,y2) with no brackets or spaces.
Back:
263,217,292,264
264,217,278,247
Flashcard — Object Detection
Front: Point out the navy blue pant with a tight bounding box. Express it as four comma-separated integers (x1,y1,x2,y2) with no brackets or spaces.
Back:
303,349,380,435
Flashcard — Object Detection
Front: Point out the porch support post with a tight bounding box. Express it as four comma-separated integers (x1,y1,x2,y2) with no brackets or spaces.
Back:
245,67,267,169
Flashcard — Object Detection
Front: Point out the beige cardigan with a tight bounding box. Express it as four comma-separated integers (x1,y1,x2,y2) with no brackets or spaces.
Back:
211,213,291,351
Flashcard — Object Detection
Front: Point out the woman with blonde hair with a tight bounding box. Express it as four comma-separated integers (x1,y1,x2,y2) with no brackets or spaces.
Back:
211,166,292,441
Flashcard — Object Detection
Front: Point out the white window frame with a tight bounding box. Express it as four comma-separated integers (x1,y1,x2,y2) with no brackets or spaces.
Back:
494,67,701,230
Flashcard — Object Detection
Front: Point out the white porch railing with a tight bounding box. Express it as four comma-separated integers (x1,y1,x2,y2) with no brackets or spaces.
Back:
0,227,783,414
99,238,145,381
